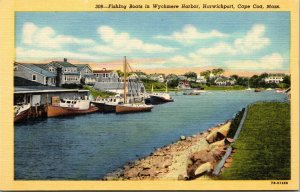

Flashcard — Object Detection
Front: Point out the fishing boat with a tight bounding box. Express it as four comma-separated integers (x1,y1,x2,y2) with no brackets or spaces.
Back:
116,56,153,114
47,97,98,117
91,95,123,113
14,103,31,122
149,83,174,104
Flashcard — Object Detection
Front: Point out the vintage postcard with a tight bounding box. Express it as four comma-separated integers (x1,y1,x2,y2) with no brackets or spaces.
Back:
0,0,299,190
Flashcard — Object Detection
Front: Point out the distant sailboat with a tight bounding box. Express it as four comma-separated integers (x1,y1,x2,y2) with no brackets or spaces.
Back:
116,56,153,114
245,79,252,91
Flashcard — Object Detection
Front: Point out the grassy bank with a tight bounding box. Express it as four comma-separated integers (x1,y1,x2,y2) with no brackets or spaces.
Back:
83,86,115,98
218,102,290,180
204,85,245,90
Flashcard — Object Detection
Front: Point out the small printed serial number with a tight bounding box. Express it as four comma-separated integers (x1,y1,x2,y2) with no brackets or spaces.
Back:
271,181,288,184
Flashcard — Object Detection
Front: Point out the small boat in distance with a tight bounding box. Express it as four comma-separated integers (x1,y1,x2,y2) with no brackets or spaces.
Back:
14,103,31,122
254,88,262,92
116,56,153,114
92,95,123,113
275,88,285,93
149,83,174,104
47,97,98,117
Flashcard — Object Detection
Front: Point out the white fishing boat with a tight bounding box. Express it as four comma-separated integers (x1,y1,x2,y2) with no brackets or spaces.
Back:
149,83,174,104
92,94,124,113
14,103,31,122
47,97,98,117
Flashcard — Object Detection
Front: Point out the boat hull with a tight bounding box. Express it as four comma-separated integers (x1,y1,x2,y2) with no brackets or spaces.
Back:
116,105,153,114
47,105,98,117
14,108,30,122
149,95,174,104
91,102,116,113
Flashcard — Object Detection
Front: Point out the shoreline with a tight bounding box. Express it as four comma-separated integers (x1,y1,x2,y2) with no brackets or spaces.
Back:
103,120,234,180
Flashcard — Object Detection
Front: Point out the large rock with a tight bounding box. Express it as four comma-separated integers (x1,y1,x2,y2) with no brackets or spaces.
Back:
139,168,155,177
124,167,141,179
209,139,226,150
194,162,213,176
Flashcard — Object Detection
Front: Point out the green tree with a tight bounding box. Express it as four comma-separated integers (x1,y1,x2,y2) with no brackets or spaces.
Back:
184,71,197,79
200,70,211,80
116,70,124,77
282,75,290,86
212,68,224,76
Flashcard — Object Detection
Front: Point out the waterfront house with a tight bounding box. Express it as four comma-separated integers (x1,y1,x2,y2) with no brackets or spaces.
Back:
196,74,207,84
214,77,236,86
14,62,57,86
74,64,96,85
149,74,165,83
45,58,81,86
177,80,191,89
264,74,286,84
93,68,120,82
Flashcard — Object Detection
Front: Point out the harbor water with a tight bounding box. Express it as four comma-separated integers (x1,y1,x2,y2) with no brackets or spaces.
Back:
15,90,287,180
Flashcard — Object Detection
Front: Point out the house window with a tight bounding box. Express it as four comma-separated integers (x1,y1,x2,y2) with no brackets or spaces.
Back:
49,67,54,72
32,74,37,81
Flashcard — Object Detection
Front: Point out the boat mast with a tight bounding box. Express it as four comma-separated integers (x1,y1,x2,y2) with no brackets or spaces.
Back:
123,56,127,103
166,81,168,93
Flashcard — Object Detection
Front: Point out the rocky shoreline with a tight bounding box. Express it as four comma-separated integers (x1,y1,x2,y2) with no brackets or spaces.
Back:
103,120,237,181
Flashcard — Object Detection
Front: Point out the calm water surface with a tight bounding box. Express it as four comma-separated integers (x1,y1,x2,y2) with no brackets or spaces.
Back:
15,90,287,180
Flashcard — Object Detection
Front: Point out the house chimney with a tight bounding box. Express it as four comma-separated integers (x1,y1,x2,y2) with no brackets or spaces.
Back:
56,67,62,87
64,58,67,62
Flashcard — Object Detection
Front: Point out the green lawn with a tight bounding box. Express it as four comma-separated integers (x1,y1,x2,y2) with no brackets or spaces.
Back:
218,102,290,180
83,86,115,98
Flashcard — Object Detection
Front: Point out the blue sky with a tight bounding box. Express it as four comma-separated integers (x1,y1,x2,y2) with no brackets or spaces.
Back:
16,12,290,72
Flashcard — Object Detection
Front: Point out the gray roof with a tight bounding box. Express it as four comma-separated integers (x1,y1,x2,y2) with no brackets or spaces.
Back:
19,64,56,77
83,74,96,78
49,61,77,68
74,64,89,71
15,86,89,94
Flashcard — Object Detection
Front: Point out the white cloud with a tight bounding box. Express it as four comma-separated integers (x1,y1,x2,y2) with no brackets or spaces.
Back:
234,24,270,54
16,47,110,61
157,54,211,68
155,24,228,44
81,26,177,54
195,42,237,56
224,53,284,70
194,24,270,56
22,22,95,49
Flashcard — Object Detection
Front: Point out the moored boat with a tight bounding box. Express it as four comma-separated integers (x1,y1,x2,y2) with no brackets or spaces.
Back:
91,95,123,113
47,98,98,117
14,103,31,122
149,83,174,104
116,103,153,114
116,56,154,114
